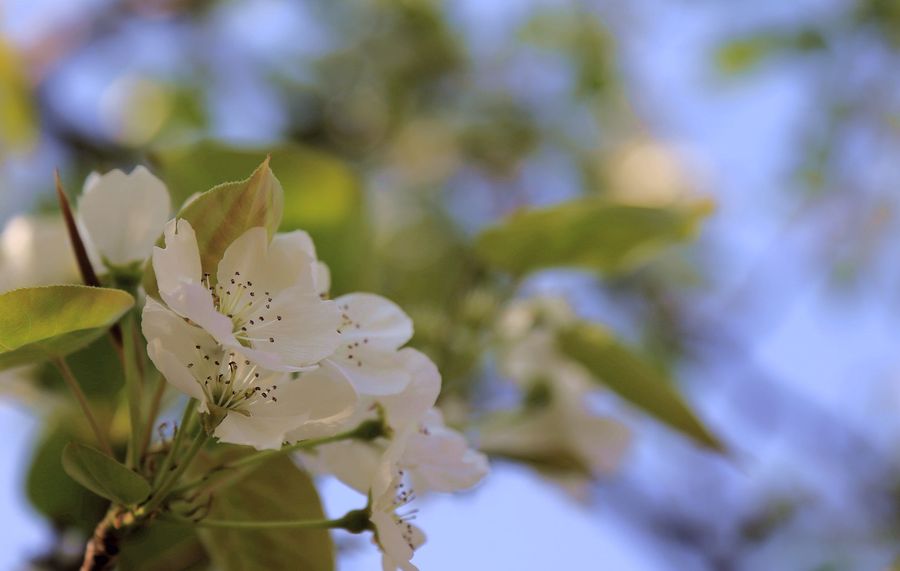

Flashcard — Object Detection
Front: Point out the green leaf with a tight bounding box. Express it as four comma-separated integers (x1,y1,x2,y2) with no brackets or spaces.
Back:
61,442,151,505
119,521,210,571
196,454,334,571
0,285,134,370
475,198,712,277
27,414,109,531
36,336,124,400
143,157,284,297
715,30,825,76
558,323,722,451
152,141,367,294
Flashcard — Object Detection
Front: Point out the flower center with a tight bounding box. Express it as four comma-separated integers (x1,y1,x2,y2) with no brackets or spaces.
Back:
204,271,283,347
186,344,279,412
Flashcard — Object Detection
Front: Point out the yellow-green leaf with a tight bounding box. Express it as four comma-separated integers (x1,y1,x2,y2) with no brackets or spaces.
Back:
475,198,712,276
558,323,722,451
197,454,334,571
0,285,134,370
143,158,284,297
61,442,150,505
152,142,367,293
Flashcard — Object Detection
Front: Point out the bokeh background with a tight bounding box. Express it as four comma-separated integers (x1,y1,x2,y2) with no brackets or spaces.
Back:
2,0,900,569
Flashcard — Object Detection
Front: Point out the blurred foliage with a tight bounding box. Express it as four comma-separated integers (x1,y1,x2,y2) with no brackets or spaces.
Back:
194,453,334,571
36,336,124,399
118,521,209,571
559,323,721,450
716,30,825,75
475,198,713,277
0,39,37,152
27,413,111,533
152,142,368,294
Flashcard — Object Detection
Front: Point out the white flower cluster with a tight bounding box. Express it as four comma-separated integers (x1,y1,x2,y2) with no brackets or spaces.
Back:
76,167,488,569
482,296,631,485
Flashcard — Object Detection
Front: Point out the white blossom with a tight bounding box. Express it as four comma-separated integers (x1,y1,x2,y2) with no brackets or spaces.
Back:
152,219,341,371
78,166,171,269
483,296,632,477
299,348,488,494
326,293,415,396
369,449,426,571
142,297,357,450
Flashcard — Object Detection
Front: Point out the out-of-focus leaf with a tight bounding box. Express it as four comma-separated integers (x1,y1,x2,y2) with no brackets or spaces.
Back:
0,285,134,370
152,142,366,293
143,158,283,297
27,414,109,531
36,336,124,400
716,30,825,75
475,198,712,277
118,521,209,571
196,454,334,571
0,39,36,151
61,442,150,505
558,323,722,451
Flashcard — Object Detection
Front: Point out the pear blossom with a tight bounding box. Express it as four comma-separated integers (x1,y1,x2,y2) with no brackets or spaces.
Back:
152,219,341,371
482,296,632,477
324,292,415,396
78,166,171,269
299,348,488,494
368,440,426,571
142,297,357,449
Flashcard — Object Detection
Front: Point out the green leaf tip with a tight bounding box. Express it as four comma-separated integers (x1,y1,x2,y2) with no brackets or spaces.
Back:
61,441,151,505
558,322,724,452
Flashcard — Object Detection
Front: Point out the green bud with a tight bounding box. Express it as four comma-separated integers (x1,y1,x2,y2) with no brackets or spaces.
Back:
337,509,372,534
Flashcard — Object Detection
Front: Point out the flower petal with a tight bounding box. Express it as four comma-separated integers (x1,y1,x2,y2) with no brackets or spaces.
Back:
402,410,489,493
282,360,358,439
375,348,441,429
236,287,341,371
146,338,206,405
153,219,202,297
214,411,298,451
78,166,170,266
304,440,382,493
334,293,413,350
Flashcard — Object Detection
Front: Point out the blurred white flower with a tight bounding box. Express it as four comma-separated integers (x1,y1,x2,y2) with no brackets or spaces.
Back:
299,348,488,494
369,439,426,571
152,219,341,372
142,297,357,450
606,138,701,207
326,293,415,396
78,166,171,269
0,215,79,292
483,296,632,478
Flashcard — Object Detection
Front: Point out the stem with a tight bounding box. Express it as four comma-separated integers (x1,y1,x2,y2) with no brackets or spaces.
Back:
122,314,143,469
138,369,166,460
54,358,112,456
153,399,197,488
146,431,208,512
160,512,357,530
